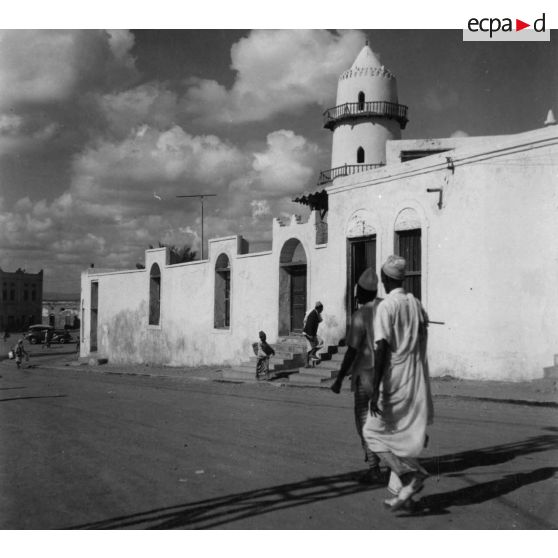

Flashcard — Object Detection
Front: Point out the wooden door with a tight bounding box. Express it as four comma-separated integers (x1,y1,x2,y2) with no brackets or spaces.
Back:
290,266,307,333
90,282,98,352
348,236,376,317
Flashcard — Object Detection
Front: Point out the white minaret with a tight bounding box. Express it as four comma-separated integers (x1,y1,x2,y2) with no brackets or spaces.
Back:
322,43,407,180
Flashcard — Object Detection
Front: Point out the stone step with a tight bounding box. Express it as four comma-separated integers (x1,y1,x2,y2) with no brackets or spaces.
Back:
321,352,345,363
296,366,337,379
248,353,305,364
222,369,259,382
318,345,347,359
311,359,340,371
246,356,306,372
234,364,282,374
543,365,558,379
287,373,330,386
276,344,307,353
222,368,299,383
248,356,287,365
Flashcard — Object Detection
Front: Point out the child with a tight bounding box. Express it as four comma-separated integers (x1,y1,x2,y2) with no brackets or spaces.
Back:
14,338,29,370
253,331,275,381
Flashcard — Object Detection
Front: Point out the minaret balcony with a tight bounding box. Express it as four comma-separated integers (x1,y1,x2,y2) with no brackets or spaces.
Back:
323,101,409,130
317,163,385,185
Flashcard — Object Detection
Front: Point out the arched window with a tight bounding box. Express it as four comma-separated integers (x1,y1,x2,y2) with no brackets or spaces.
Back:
358,91,365,110
149,263,161,325
214,254,230,328
357,147,365,164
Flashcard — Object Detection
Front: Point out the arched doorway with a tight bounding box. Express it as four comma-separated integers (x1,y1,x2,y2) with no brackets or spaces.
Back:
214,253,231,328
279,238,307,335
346,210,377,327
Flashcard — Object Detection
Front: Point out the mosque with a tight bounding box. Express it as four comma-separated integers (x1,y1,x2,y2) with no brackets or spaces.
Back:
80,44,558,381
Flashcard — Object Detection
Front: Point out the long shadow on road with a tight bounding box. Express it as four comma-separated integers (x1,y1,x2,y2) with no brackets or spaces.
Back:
408,433,558,525
67,469,380,530
422,433,558,477
410,467,557,526
67,434,558,530
0,394,67,402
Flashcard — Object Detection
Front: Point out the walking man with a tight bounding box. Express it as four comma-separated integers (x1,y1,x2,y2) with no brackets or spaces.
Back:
330,267,383,484
303,301,324,367
362,255,433,511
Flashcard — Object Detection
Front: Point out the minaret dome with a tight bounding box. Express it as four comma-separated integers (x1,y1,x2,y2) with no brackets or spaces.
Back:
319,43,408,184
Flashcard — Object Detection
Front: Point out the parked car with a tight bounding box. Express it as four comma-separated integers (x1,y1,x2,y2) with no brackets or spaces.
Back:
25,324,53,344
52,330,73,344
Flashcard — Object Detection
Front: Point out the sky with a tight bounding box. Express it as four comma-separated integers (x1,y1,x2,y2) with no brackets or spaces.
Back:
0,28,556,294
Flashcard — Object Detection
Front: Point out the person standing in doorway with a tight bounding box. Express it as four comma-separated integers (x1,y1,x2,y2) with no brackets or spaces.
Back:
303,301,324,367
362,255,434,511
330,267,384,484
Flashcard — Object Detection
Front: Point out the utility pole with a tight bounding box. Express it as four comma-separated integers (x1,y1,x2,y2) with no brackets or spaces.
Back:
175,194,216,260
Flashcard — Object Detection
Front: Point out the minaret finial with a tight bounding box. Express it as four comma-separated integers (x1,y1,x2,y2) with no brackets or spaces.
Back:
544,109,556,126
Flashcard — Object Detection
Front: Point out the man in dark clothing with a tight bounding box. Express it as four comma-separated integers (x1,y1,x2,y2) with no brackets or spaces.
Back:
330,267,383,484
303,301,324,367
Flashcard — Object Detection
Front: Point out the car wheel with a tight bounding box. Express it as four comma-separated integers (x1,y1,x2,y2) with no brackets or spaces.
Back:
30,337,37,344
59,338,66,344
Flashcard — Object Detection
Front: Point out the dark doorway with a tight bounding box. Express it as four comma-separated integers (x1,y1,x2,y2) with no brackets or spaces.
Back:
90,282,98,352
214,254,231,328
279,239,307,336
347,235,376,324
149,264,161,326
290,266,307,332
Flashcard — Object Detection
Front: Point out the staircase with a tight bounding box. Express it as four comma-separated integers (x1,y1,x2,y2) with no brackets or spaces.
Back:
221,335,346,387
287,343,346,387
221,335,307,382
543,354,558,379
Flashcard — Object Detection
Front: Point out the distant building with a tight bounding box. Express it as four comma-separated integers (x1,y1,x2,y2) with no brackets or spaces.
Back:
80,44,558,381
42,293,80,329
0,267,43,332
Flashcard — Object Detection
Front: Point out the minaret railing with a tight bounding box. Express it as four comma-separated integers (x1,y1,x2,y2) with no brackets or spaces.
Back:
323,101,408,130
317,163,385,185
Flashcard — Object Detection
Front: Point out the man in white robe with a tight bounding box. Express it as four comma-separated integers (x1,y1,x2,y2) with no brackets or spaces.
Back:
362,255,434,511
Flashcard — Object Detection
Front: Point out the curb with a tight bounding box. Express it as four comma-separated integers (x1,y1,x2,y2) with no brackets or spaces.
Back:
9,361,558,408
434,393,558,408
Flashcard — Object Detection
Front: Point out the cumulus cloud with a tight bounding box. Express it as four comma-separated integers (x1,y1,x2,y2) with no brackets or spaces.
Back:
182,29,365,125
251,130,320,194
71,125,248,209
0,29,345,290
0,30,139,159
0,113,23,134
0,30,138,110
0,110,61,154
251,200,271,220
0,121,321,288
99,83,180,138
